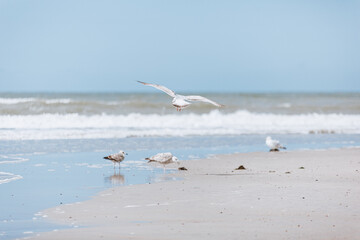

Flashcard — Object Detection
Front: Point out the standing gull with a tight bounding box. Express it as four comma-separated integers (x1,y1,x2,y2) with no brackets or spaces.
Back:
137,81,224,111
146,152,179,172
104,150,127,168
266,136,287,152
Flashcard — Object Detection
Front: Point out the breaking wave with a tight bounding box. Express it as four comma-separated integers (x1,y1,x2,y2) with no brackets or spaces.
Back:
0,97,73,105
0,98,37,104
0,110,359,140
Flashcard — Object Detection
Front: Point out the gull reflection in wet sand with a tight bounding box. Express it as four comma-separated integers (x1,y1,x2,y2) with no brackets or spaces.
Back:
105,170,125,185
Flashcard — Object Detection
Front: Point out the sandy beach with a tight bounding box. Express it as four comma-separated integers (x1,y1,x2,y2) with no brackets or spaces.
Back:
27,148,360,240
2,1,360,238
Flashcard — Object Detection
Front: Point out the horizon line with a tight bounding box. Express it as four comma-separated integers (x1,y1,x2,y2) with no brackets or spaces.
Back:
0,90,360,94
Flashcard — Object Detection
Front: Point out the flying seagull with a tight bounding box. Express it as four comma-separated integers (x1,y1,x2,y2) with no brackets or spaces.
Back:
146,152,179,172
266,136,287,152
137,81,224,111
104,150,127,168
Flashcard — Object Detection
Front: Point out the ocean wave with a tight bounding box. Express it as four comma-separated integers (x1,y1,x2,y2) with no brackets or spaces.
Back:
0,172,23,184
0,110,359,140
0,97,74,105
0,155,29,164
44,99,73,104
2,93,360,115
0,98,37,104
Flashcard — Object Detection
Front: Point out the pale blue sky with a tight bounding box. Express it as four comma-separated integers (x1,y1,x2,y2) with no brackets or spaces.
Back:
0,0,359,92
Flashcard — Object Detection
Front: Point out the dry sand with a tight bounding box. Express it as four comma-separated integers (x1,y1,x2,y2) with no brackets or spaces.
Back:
29,148,360,240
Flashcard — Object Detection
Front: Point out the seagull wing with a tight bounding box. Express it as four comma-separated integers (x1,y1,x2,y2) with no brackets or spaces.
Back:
153,153,172,161
112,153,123,161
272,140,281,148
137,81,176,98
184,95,224,107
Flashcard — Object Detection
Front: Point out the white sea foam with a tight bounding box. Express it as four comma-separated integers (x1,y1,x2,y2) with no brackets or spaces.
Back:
277,103,292,108
75,163,111,168
0,97,73,105
34,164,45,167
44,99,73,104
0,172,23,184
0,110,359,140
0,98,36,104
0,155,29,164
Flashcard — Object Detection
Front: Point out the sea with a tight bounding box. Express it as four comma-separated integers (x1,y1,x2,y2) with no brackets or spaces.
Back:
1,92,360,239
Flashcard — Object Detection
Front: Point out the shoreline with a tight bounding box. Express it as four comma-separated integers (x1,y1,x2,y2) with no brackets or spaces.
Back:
29,148,360,239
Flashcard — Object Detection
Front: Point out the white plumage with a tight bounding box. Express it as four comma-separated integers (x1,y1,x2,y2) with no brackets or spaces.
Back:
146,152,179,171
137,81,224,111
266,136,286,152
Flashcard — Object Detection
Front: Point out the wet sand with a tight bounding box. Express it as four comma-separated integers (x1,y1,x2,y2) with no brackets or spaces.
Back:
29,148,360,240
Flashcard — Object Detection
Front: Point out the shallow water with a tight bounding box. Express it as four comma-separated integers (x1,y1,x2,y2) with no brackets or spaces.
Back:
0,148,179,240
1,134,360,239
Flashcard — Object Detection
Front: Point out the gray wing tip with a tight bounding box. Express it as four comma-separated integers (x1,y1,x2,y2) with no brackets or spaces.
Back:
137,81,147,84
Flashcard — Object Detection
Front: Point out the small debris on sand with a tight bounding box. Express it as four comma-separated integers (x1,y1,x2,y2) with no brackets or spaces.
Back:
178,167,188,171
235,165,246,170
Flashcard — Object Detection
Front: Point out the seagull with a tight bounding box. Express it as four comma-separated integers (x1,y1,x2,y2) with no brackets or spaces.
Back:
137,81,224,111
104,150,127,168
266,136,286,152
146,152,179,172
